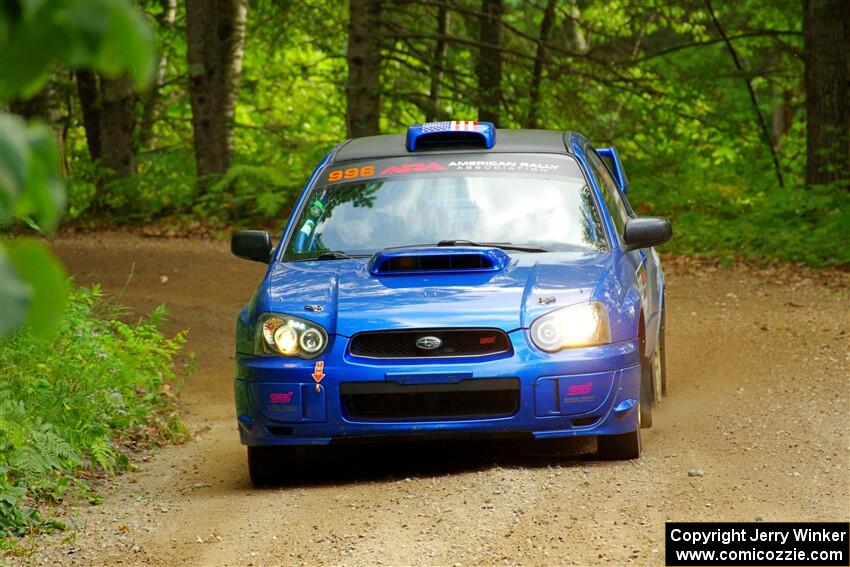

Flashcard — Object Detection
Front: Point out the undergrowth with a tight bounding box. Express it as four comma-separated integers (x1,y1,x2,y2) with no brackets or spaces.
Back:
0,286,188,540
642,182,850,268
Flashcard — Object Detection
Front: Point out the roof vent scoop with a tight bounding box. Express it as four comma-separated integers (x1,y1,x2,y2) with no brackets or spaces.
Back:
406,121,496,151
369,247,510,276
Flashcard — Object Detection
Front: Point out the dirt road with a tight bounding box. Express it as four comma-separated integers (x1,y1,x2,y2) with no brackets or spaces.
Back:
16,233,850,566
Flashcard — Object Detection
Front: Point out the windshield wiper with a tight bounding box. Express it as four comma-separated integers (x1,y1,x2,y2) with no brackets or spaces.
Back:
386,240,548,253
438,239,548,252
291,251,361,262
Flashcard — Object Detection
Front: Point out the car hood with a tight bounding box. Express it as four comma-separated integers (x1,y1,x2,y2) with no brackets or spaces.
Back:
264,251,613,335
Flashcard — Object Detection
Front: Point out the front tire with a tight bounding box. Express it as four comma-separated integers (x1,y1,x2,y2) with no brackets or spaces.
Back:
247,446,296,486
659,306,668,396
639,348,655,428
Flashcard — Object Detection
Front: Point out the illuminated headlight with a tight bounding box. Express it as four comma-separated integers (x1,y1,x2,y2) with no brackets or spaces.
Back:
258,314,327,358
273,325,298,354
530,302,611,352
299,328,325,354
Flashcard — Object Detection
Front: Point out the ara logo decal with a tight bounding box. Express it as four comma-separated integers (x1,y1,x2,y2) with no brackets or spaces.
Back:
567,382,593,396
270,392,294,404
380,162,446,175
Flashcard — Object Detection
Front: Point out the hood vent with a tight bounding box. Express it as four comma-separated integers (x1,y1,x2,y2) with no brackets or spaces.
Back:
369,247,510,276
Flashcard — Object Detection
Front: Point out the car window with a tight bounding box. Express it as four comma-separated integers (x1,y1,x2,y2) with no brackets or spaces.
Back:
587,149,631,239
282,153,609,260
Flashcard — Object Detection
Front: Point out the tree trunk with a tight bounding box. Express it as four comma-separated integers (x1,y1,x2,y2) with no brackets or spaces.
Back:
803,0,850,188
218,0,247,156
527,0,556,129
76,70,101,162
561,0,587,53
186,0,248,187
477,0,503,126
139,0,177,150
770,84,793,147
346,0,382,137
426,5,449,122
10,80,68,176
99,76,136,180
187,0,227,182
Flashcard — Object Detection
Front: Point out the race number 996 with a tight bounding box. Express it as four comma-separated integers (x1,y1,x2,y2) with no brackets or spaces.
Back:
328,165,374,182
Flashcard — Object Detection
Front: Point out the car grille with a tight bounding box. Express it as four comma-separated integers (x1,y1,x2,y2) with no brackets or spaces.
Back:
348,329,512,359
340,378,520,421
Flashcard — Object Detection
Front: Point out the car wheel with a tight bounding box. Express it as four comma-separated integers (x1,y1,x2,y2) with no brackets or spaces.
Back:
659,306,668,396
597,410,642,460
247,446,296,487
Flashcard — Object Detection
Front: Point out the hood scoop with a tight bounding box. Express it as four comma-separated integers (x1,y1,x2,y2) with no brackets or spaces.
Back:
369,247,510,276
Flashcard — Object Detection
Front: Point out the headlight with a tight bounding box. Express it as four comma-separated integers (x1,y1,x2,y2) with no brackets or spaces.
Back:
529,302,611,352
258,314,327,358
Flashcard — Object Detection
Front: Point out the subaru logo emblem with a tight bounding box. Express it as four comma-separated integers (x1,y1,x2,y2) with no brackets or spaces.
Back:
415,336,442,350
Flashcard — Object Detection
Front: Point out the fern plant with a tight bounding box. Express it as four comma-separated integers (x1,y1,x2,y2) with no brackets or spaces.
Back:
0,286,188,538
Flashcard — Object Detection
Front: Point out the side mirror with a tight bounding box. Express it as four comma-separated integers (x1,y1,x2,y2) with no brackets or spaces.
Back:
622,217,672,251
231,230,272,263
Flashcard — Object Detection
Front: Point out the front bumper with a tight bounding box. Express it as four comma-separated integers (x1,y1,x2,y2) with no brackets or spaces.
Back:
235,331,641,446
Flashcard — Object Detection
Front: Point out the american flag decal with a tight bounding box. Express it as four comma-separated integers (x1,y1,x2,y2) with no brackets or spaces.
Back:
407,119,494,151
421,120,478,133
451,120,478,130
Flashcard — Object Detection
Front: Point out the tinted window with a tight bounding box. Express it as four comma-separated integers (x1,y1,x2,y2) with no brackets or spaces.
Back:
282,153,608,260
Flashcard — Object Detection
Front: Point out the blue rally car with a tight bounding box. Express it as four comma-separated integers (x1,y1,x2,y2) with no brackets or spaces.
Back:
231,121,672,485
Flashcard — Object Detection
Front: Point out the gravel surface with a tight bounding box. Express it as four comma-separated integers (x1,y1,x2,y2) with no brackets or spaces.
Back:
6,233,849,566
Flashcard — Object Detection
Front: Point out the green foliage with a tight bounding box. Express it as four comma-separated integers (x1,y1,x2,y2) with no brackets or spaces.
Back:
636,172,850,266
43,0,850,265
0,115,65,230
197,148,332,222
0,286,187,537
0,239,67,338
0,0,155,338
0,0,156,99
0,113,68,338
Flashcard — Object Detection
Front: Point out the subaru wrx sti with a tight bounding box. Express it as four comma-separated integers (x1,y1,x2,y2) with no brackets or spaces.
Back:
232,121,672,485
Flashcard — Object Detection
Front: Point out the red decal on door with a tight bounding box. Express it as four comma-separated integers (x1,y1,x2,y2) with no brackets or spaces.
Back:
270,392,294,404
567,382,592,396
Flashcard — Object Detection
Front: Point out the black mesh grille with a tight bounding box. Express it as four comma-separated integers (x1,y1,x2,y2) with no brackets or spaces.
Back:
349,329,511,359
341,379,519,421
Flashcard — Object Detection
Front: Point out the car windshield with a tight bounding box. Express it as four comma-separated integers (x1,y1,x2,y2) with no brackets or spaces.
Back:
282,153,607,261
